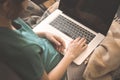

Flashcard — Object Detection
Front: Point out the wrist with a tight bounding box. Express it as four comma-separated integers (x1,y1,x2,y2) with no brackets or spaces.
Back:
36,31,47,37
64,52,75,62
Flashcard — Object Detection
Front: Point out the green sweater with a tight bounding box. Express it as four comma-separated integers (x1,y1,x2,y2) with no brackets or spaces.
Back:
0,18,64,80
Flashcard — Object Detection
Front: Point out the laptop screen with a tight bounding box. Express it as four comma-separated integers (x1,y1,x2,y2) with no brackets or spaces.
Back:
59,0,120,35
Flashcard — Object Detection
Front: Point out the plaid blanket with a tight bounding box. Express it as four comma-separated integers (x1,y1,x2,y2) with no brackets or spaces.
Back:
22,0,58,28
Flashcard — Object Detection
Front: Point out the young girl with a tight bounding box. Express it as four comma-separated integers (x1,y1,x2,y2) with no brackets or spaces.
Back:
0,0,87,80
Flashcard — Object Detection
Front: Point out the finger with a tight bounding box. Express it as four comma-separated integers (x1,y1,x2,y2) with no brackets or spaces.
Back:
55,36,66,49
78,38,86,44
82,44,88,50
56,46,64,53
59,46,64,53
74,37,81,42
52,37,61,46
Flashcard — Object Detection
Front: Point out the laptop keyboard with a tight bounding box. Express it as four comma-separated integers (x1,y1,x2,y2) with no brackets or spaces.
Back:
50,15,96,44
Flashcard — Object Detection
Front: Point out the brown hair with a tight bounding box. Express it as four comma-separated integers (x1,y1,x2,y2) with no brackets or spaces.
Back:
0,0,26,20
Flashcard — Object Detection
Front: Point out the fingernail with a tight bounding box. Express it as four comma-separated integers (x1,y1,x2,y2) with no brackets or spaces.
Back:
58,43,61,46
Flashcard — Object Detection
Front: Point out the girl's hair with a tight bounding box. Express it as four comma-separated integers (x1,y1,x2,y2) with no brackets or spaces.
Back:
0,0,25,5
0,0,26,20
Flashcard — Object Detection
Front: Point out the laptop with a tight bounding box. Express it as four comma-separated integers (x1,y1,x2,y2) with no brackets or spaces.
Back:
34,0,120,65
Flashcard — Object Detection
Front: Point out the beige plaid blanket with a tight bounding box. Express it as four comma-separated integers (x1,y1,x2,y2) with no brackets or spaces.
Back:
83,21,120,80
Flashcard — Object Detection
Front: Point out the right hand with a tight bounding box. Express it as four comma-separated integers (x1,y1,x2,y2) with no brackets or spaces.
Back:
65,37,87,60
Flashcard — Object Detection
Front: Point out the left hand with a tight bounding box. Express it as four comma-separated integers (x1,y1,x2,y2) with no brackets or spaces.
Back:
45,32,66,53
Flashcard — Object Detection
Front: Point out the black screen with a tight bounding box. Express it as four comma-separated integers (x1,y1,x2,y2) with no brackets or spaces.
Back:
59,0,120,35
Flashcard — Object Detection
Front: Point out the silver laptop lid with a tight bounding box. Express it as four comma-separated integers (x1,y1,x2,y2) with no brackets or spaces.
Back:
59,0,120,35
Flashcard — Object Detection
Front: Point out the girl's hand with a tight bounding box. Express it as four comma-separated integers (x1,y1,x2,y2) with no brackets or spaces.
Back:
65,37,87,60
45,32,66,53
